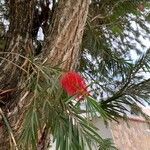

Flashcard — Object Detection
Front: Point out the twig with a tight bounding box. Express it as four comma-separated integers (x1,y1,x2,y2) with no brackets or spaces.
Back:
0,108,18,150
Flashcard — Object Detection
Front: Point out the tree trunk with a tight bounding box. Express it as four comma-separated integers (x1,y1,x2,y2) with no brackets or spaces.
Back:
43,0,90,71
0,0,35,149
39,1,90,149
0,0,90,149
0,0,35,89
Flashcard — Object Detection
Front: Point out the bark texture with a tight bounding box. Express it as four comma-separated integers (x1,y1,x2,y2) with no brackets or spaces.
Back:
38,0,90,149
43,0,90,71
0,0,35,90
0,0,36,149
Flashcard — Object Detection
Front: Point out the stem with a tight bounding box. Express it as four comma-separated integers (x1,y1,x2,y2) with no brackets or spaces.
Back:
0,108,18,150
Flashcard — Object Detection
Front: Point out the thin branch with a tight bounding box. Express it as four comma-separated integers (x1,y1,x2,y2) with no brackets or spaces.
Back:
0,108,18,150
0,56,28,74
90,0,128,22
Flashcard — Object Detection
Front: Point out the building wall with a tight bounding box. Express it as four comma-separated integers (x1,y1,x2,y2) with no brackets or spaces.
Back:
92,117,113,139
50,116,150,150
50,118,113,150
110,117,150,150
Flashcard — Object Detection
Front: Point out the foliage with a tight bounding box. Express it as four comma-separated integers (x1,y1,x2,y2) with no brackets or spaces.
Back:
81,0,150,109
13,57,116,149
0,0,150,150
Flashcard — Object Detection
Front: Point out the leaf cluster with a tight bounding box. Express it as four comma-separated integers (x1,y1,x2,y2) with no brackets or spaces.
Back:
16,60,116,150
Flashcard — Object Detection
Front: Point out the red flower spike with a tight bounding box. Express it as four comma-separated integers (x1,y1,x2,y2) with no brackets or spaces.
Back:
60,71,89,100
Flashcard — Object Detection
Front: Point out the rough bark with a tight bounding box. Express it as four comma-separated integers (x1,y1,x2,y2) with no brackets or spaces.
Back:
0,0,36,149
0,0,35,89
43,0,90,71
38,0,90,149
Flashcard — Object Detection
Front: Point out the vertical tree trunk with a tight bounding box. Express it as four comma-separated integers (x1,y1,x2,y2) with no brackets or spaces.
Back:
0,0,35,149
43,0,90,71
39,0,90,149
0,0,35,90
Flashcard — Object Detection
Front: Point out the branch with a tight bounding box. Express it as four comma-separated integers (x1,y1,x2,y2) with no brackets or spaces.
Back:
0,108,18,150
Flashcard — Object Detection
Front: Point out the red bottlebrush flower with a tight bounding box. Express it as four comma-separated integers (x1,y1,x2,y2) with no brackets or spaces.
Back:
60,71,89,100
